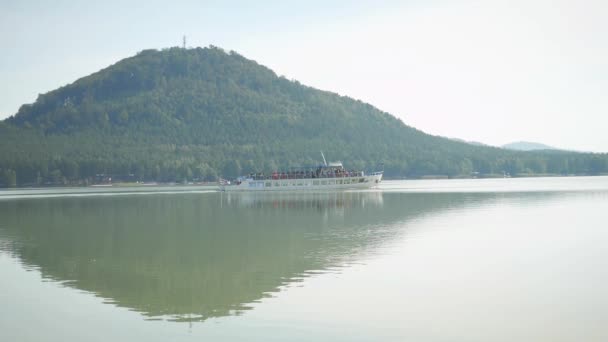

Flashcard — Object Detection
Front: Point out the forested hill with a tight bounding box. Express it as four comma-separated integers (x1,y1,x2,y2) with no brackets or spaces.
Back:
1,46,607,186
502,141,558,151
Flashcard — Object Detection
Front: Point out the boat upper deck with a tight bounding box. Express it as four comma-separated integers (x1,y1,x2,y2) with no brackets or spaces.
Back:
244,165,366,181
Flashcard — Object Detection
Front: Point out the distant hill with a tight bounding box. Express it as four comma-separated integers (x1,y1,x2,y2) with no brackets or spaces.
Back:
1,46,607,186
502,141,558,151
449,137,490,147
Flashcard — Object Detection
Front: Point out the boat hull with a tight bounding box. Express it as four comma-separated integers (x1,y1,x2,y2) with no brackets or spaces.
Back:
220,173,382,192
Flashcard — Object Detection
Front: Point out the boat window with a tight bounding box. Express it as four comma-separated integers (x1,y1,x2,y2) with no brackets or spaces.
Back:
249,181,263,188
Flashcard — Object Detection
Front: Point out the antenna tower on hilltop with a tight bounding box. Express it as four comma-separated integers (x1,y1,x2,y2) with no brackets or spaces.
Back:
183,35,186,49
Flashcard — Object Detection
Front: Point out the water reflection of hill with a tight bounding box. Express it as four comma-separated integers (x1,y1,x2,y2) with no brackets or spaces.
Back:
0,191,492,322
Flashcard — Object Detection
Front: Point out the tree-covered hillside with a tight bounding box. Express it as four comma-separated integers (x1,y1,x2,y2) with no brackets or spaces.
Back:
1,46,607,186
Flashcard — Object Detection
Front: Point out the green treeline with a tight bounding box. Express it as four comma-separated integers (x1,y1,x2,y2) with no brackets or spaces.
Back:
1,46,607,187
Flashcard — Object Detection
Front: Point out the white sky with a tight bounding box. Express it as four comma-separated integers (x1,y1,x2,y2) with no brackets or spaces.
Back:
1,0,607,151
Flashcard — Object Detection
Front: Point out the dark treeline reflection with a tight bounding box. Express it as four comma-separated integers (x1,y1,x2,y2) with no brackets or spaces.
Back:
0,191,495,321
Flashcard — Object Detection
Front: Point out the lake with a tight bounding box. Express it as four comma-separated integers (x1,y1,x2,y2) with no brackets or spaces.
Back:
1,177,607,341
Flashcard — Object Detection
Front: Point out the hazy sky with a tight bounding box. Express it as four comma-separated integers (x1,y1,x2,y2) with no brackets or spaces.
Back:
1,0,607,151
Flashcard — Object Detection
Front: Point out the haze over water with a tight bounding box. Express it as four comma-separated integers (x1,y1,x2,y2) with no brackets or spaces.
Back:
1,177,607,341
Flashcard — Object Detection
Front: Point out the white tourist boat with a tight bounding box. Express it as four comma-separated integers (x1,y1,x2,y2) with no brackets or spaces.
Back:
219,153,383,192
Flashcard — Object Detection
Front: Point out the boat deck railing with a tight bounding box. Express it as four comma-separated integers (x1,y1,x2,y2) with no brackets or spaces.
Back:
247,171,366,181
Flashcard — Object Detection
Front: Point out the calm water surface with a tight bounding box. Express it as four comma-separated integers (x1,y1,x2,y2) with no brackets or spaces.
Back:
1,177,607,341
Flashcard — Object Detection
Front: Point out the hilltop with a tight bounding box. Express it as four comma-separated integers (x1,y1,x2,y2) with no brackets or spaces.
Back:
1,46,607,186
502,141,559,151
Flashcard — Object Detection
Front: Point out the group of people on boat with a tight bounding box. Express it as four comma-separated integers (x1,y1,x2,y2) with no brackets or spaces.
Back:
246,167,364,181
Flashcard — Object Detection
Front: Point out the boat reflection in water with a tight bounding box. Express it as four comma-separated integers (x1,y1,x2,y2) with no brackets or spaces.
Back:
221,191,383,211
0,191,491,322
